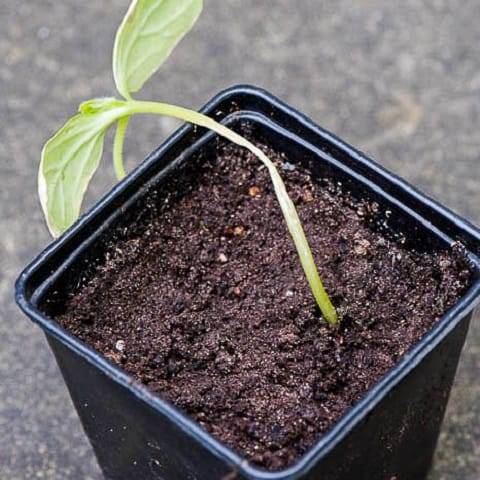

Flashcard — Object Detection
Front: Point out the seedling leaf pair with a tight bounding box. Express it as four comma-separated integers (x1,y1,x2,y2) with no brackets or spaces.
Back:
38,0,338,323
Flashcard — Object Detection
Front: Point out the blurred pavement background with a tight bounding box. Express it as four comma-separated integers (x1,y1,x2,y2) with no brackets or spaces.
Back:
0,1,479,478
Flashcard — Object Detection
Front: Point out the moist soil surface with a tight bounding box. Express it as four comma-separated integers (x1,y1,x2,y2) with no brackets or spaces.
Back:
52,137,472,471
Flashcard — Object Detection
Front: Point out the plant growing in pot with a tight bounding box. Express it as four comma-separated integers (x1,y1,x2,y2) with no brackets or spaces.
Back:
15,1,480,479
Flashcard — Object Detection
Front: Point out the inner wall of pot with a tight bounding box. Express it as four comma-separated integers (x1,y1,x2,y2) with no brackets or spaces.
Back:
37,115,456,316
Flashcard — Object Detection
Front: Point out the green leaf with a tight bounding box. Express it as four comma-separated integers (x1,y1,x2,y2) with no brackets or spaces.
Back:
113,0,203,99
39,104,125,237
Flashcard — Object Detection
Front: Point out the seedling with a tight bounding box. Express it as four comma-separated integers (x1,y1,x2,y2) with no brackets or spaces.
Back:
39,0,338,324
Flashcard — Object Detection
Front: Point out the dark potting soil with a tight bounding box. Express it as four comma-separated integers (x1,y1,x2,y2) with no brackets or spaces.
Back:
51,136,472,471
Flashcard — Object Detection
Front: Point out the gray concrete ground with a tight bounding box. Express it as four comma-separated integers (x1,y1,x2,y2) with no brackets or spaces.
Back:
1,1,479,478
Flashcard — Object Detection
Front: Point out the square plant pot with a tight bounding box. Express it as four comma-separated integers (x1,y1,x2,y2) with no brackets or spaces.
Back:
16,85,480,480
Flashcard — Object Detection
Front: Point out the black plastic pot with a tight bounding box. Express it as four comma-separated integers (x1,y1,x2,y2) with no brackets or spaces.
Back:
16,85,480,480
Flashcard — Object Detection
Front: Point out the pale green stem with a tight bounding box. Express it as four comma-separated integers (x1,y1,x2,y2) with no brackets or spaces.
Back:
120,100,338,324
113,116,129,180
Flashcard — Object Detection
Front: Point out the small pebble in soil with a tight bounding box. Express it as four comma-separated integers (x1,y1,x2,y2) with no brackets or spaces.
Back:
303,190,314,203
354,239,371,256
249,186,261,197
218,253,228,263
232,286,242,297
282,161,296,171
233,226,246,236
